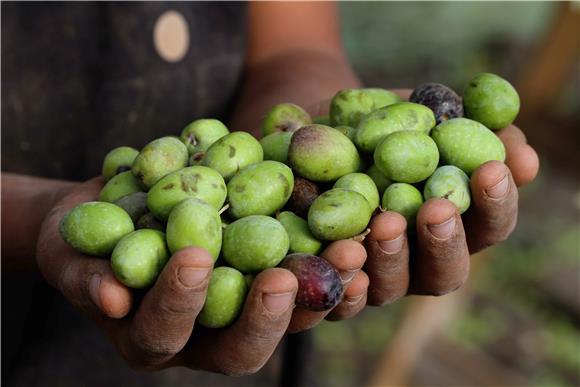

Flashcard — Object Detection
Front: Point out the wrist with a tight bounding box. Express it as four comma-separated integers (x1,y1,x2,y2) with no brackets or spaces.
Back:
1,173,78,271
231,49,361,135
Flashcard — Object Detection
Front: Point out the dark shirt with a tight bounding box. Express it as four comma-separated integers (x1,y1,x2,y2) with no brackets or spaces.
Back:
1,3,283,386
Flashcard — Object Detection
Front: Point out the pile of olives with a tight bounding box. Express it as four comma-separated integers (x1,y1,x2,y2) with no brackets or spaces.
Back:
60,72,520,328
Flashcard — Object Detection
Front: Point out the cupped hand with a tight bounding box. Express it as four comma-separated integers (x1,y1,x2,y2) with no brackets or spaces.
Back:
36,178,299,375
301,89,539,322
354,90,539,307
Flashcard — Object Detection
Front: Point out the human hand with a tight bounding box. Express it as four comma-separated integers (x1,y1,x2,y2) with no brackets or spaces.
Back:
296,90,539,323
356,89,539,305
36,178,300,375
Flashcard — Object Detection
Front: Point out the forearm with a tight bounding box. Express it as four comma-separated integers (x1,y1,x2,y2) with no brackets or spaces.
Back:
1,173,77,271
230,1,361,136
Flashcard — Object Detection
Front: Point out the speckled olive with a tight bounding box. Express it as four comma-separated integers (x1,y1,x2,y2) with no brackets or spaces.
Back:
374,131,439,183
227,161,294,219
308,188,372,241
333,172,380,211
197,267,248,328
147,166,226,221
111,229,169,289
179,118,229,157
382,183,424,228
463,73,520,130
203,132,263,181
355,102,436,154
431,117,505,175
59,202,134,256
166,198,222,260
262,103,311,136
131,137,189,189
288,125,361,182
424,165,471,214
222,215,289,273
102,146,139,182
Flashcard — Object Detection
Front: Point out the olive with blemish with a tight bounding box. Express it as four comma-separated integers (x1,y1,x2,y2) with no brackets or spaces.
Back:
261,103,312,136
131,137,189,189
147,166,226,221
288,124,361,182
179,118,229,156
355,102,435,154
102,146,139,182
227,161,294,219
424,165,471,214
203,132,263,181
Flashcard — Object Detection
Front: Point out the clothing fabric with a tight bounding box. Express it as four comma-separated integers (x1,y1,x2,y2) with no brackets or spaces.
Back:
1,3,283,386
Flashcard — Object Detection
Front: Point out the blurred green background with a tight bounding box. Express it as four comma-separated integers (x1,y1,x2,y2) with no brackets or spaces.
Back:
306,2,579,386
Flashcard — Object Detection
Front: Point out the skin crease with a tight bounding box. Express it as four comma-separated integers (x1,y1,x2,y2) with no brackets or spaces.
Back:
1,2,540,376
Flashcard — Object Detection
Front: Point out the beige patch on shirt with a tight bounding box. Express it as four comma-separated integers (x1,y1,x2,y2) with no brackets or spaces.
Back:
154,10,190,63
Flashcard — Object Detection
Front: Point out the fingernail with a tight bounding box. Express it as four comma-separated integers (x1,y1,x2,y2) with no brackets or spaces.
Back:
428,217,456,240
378,234,404,254
340,269,358,285
178,267,210,288
486,175,509,199
344,293,364,305
263,292,294,313
89,274,102,308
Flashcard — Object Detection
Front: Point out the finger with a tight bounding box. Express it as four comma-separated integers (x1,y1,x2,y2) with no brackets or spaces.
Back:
497,124,527,146
409,198,469,296
287,240,366,333
57,251,133,319
37,198,133,320
37,177,107,288
325,270,369,321
121,247,213,368
497,125,539,187
505,143,540,187
188,268,297,376
464,161,519,253
364,212,409,305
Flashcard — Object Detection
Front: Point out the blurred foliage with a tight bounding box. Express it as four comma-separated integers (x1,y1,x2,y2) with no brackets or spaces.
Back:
444,164,579,386
340,2,555,89
312,301,407,386
310,3,579,386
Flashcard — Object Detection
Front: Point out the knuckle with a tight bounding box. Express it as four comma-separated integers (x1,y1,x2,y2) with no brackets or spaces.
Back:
367,292,402,306
158,297,199,316
220,362,264,377
122,335,180,369
428,280,465,297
